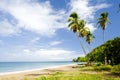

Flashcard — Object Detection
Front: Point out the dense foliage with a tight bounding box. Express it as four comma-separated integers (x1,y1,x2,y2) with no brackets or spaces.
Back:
112,64,120,75
86,37,120,65
72,57,86,62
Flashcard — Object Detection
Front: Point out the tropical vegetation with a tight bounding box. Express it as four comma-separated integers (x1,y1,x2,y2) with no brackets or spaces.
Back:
72,56,86,62
86,37,120,65
67,9,120,79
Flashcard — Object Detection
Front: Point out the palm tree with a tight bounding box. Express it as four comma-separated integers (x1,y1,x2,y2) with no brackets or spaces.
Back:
85,31,95,51
86,32,95,63
68,12,79,33
68,12,87,55
79,27,90,38
85,31,95,45
97,12,111,65
97,12,111,43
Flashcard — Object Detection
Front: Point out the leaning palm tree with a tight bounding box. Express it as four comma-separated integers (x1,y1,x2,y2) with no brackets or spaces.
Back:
86,32,95,63
68,12,87,55
97,12,111,65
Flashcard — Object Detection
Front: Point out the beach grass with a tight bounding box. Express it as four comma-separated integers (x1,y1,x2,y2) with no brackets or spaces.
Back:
35,66,120,80
36,72,120,80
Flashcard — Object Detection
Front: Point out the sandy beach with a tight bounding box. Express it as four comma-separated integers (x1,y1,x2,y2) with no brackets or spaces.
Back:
0,64,78,80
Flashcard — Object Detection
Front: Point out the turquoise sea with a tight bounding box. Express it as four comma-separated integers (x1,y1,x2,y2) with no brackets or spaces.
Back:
0,61,76,74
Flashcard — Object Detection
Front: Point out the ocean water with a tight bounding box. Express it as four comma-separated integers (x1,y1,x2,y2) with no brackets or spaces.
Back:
0,61,76,73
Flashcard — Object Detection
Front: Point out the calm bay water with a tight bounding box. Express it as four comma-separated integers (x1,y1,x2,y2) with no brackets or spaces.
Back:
0,61,75,73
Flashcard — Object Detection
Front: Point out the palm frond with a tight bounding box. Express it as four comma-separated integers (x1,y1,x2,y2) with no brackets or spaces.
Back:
97,12,110,30
117,3,120,13
70,12,78,18
70,25,77,33
68,22,74,28
78,20,86,29
97,18,103,20
68,18,73,22
85,32,95,44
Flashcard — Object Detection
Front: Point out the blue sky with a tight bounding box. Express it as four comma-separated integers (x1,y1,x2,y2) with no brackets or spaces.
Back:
0,0,119,62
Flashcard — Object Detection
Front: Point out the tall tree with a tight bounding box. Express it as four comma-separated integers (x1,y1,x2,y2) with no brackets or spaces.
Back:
97,12,111,65
68,12,87,55
97,12,111,43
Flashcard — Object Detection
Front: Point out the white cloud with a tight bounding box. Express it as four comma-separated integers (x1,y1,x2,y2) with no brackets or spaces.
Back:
9,48,79,61
49,41,62,46
70,0,94,20
32,48,79,61
30,37,40,43
0,0,66,36
0,40,3,45
0,19,20,36
23,49,30,53
70,0,110,21
0,0,110,36
69,0,110,32
86,23,96,32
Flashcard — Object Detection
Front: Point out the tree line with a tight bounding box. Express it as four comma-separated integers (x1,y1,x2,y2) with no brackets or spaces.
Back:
86,37,120,65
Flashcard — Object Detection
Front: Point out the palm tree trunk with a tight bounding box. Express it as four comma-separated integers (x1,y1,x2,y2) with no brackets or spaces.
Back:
103,30,107,65
105,56,107,65
103,30,105,43
76,35,87,55
87,43,92,52
88,44,95,64
76,35,91,65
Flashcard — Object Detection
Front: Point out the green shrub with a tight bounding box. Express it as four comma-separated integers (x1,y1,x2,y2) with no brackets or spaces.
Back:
112,64,120,75
94,65,112,71
96,62,102,66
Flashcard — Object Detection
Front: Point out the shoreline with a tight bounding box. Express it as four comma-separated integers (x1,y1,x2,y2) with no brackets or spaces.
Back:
0,63,77,76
